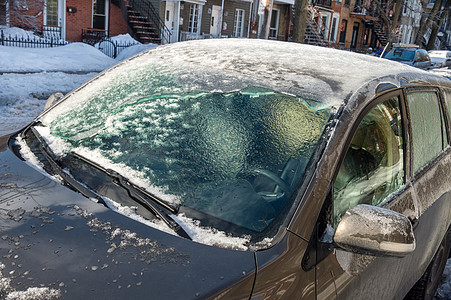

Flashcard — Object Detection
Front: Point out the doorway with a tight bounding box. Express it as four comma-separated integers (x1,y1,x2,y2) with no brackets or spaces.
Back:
210,5,221,36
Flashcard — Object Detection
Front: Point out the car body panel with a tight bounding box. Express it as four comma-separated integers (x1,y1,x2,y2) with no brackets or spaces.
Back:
0,141,256,299
251,233,315,299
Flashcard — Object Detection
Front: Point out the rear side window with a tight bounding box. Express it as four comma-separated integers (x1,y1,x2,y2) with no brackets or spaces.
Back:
446,89,451,128
333,97,404,224
407,91,444,173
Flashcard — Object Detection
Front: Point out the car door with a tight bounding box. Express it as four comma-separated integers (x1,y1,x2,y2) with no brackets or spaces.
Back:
313,91,425,299
403,88,451,280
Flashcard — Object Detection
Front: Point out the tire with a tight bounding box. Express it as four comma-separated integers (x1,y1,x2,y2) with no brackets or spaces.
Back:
405,228,451,300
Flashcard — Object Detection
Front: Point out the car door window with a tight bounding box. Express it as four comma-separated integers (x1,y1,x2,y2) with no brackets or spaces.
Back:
333,97,404,225
407,91,444,174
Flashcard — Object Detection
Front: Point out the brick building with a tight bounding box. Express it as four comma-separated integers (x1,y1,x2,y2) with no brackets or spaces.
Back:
1,0,128,42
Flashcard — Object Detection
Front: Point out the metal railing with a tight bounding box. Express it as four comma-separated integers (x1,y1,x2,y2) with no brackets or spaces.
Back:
128,0,172,44
42,25,63,40
0,30,68,48
0,30,140,59
95,38,140,58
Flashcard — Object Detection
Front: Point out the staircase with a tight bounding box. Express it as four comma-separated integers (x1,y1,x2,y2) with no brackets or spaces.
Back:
127,6,161,44
291,5,327,46
373,20,388,47
116,0,172,44
304,18,328,46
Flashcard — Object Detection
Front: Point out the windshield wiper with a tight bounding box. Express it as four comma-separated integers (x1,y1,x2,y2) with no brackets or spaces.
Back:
27,126,191,240
28,126,107,206
70,152,191,240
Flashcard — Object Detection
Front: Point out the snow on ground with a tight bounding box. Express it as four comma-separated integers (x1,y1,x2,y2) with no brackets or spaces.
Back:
0,27,450,296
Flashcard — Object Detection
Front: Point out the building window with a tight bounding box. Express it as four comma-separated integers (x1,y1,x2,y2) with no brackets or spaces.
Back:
46,0,58,26
233,9,245,37
269,9,279,39
339,19,347,43
93,0,106,30
330,17,337,42
189,4,199,33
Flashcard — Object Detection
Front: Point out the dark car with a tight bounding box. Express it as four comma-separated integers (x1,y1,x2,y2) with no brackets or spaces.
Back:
384,44,432,70
0,39,450,299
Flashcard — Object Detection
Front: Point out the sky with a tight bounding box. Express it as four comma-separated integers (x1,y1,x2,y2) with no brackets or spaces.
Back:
0,26,450,298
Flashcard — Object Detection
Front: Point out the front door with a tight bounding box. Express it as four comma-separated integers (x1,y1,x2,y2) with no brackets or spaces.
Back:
165,1,178,43
44,0,65,39
350,21,359,48
210,5,221,36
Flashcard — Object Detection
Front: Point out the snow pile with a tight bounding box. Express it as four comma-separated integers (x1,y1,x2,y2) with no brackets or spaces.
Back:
115,43,157,61
0,25,43,39
0,43,115,73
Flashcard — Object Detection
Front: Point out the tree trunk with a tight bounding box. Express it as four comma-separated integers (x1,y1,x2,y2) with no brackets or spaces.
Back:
426,0,449,50
414,0,429,45
292,0,308,43
415,0,443,46
260,0,274,39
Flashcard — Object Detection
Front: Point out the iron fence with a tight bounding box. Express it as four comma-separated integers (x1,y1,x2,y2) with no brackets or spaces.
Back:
0,30,141,59
0,30,68,48
95,38,140,58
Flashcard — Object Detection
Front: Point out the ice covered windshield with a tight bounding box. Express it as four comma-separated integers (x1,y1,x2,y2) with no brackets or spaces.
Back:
40,51,332,235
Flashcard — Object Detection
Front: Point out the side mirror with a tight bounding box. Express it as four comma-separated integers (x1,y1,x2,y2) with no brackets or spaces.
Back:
333,204,415,257
44,92,64,112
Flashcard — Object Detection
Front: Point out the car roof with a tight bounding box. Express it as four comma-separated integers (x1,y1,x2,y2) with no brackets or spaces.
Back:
138,39,451,109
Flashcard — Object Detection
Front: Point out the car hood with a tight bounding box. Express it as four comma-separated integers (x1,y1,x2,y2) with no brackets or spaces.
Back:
0,136,256,299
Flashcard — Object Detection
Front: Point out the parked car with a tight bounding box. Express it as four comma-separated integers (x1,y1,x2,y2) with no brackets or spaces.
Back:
384,44,432,69
428,50,451,68
0,39,450,299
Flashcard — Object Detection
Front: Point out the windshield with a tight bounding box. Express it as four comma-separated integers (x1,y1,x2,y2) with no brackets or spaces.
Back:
38,50,333,241
385,48,416,62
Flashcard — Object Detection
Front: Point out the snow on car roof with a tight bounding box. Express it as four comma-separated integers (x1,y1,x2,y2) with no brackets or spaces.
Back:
132,39,450,108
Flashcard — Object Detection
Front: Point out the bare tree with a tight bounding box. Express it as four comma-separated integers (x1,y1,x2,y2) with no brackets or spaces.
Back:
374,0,403,51
9,0,44,31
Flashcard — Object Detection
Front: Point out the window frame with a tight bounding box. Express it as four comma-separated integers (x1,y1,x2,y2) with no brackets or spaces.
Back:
404,86,450,178
330,89,409,220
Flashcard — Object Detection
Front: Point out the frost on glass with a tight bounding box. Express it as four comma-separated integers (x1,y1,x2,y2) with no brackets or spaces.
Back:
43,85,331,232
334,97,404,225
407,92,443,173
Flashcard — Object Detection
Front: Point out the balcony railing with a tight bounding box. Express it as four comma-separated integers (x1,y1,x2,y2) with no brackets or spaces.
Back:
314,0,332,8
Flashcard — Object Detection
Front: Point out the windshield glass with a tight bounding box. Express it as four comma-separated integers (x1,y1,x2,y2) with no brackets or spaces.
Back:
385,48,416,62
39,50,333,240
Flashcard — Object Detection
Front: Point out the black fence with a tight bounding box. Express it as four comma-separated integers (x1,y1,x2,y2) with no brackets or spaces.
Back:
0,30,140,59
0,30,68,48
95,38,140,59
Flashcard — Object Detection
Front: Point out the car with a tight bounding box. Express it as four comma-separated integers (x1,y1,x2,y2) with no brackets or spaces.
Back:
384,44,432,69
428,50,451,68
0,39,450,299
